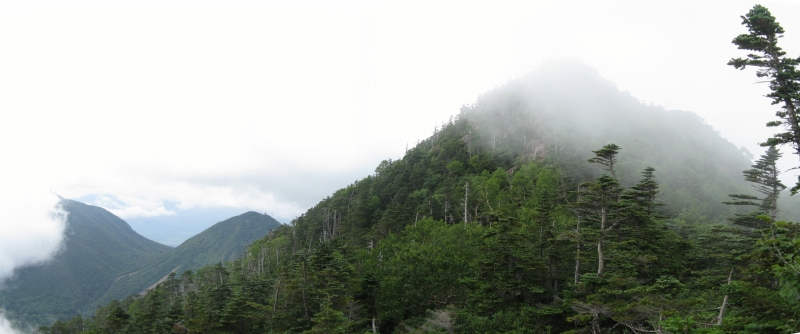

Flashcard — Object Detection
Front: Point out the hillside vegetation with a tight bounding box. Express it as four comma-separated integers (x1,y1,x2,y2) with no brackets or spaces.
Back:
92,211,282,310
41,62,800,333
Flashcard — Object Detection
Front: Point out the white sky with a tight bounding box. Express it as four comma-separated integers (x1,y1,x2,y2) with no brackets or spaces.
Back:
1,0,800,307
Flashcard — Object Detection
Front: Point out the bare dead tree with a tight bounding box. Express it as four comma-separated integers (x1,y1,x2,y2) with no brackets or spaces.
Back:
402,308,456,334
717,268,734,326
463,181,469,224
572,302,610,334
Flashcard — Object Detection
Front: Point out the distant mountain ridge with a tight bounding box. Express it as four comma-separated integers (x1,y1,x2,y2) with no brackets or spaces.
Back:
90,211,282,311
0,201,282,326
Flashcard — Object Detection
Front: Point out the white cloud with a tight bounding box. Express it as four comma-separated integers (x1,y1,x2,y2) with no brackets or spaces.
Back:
0,111,69,286
0,308,42,334
0,192,66,334
89,195,175,219
0,193,66,283
106,205,175,219
0,310,24,334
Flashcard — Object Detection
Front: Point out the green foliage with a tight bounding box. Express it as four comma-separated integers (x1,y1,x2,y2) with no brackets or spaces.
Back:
306,298,349,334
587,144,621,179
729,6,800,317
369,218,482,325
661,316,725,334
753,220,800,304
623,167,667,219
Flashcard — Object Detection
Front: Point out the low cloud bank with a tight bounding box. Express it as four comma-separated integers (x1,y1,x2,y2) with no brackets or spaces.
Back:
0,193,67,282
0,309,26,334
0,192,68,333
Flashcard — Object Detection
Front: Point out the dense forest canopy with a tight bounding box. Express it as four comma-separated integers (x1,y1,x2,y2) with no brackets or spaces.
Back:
36,5,800,334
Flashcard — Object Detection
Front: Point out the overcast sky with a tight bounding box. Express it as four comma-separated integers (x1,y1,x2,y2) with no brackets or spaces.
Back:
1,0,800,320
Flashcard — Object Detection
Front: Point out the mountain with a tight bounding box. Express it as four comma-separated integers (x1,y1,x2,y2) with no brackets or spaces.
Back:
462,60,759,222
91,211,282,309
0,200,172,325
43,62,800,333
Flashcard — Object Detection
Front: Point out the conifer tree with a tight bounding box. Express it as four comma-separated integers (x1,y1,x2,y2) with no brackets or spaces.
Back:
106,300,131,333
725,146,785,228
475,213,542,307
573,144,626,278
574,175,625,278
729,7,800,324
306,298,348,334
618,167,684,284
622,167,665,219
729,5,800,192
587,144,621,179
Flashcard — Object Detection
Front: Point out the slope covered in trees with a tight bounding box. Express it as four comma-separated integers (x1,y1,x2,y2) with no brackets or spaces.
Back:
0,200,173,325
43,61,800,333
92,212,282,310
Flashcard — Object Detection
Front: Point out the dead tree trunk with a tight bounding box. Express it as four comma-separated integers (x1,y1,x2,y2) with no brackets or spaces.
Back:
574,225,581,286
597,208,606,277
463,181,469,224
717,268,734,326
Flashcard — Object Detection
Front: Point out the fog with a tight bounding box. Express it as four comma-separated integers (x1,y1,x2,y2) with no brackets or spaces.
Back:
0,192,66,333
0,311,23,334
1,1,800,329
0,194,65,282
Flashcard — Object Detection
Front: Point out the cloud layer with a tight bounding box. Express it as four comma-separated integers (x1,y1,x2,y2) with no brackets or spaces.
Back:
0,193,66,282
0,193,66,334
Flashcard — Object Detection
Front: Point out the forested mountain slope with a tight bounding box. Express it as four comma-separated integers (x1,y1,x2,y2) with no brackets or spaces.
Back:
91,211,282,310
44,62,800,333
0,200,172,325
